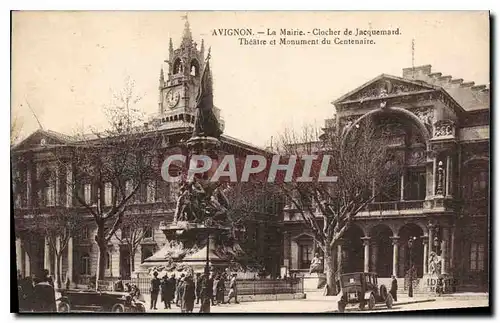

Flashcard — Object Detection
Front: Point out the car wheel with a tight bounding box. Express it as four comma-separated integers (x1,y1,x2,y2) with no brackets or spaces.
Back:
380,285,388,301
368,294,376,310
111,303,126,313
338,301,346,313
58,302,70,313
135,304,146,313
385,293,394,309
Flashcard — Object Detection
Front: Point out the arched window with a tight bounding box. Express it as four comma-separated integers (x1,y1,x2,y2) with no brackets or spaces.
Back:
80,252,90,275
190,59,200,76
173,58,183,74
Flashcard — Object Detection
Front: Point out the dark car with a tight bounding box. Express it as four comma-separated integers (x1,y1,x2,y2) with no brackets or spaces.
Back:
337,272,393,313
56,289,146,313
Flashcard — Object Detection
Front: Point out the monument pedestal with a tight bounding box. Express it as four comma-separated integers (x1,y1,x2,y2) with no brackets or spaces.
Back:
303,272,326,291
136,222,241,277
419,273,455,294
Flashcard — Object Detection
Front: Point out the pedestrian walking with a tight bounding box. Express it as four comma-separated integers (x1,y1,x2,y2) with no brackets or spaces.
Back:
181,275,196,313
149,272,161,310
217,275,226,304
195,273,202,304
227,273,239,304
199,271,211,313
176,274,185,307
212,275,219,305
160,275,170,309
168,274,176,307
390,275,398,302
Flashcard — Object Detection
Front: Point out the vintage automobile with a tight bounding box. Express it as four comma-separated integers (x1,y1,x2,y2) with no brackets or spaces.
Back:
56,289,146,313
336,272,394,313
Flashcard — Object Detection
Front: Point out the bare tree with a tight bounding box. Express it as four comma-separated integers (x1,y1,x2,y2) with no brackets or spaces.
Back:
55,77,161,283
11,113,24,146
113,207,156,276
275,118,402,295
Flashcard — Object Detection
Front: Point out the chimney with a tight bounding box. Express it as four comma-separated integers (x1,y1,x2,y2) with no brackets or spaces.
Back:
437,75,452,86
460,81,475,88
402,64,432,79
471,84,487,92
449,78,464,88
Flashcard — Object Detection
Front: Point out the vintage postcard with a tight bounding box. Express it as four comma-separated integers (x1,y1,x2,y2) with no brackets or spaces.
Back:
11,11,490,314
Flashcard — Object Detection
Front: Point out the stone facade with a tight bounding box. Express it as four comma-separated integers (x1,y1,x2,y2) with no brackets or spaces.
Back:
283,65,489,292
12,21,281,285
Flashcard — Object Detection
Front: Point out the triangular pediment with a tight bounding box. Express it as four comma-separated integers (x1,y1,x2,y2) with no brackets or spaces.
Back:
334,74,438,105
12,129,74,151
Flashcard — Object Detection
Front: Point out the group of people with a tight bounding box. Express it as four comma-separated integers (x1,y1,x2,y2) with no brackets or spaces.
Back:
17,269,57,312
149,271,239,313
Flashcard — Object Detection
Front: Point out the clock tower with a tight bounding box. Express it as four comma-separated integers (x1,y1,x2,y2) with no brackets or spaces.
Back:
153,17,223,131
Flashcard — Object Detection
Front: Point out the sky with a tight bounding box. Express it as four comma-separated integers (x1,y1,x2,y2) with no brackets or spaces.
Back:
11,11,489,148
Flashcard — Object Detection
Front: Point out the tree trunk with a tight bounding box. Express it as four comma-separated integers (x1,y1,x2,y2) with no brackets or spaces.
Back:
129,246,135,279
324,247,337,296
95,226,107,282
55,253,63,289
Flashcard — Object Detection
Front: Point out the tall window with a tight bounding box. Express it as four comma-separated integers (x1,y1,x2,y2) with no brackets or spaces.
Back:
121,226,130,239
106,252,111,270
81,226,89,240
84,184,92,205
80,253,90,275
125,180,134,201
405,168,426,200
376,174,400,202
470,243,485,272
104,182,113,206
299,242,313,269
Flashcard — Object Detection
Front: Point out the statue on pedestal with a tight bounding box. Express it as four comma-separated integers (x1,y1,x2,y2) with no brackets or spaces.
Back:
309,253,323,274
428,251,442,275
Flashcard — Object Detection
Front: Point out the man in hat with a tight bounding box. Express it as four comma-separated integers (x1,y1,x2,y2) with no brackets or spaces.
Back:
199,270,212,313
227,273,239,304
390,275,398,302
149,272,161,310
181,275,196,313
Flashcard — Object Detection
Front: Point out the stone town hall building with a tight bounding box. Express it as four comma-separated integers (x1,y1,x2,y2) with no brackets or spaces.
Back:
12,20,282,284
282,65,489,292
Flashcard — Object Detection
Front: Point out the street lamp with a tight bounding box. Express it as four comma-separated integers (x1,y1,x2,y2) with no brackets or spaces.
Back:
407,237,416,298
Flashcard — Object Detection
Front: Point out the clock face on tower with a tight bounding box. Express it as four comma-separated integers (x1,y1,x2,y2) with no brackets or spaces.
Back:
165,88,181,109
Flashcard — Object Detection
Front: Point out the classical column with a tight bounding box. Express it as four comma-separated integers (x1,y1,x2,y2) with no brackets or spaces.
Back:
44,237,51,273
16,238,22,275
441,227,449,275
450,226,455,269
362,237,370,272
337,241,343,274
445,155,451,197
422,237,429,275
391,236,399,277
428,222,434,254
400,173,405,200
432,157,437,196
54,236,61,287
67,237,74,284
25,252,30,276
371,243,378,273
55,166,60,206
26,166,32,207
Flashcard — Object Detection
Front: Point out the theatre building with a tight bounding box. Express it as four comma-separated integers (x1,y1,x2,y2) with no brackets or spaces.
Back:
12,20,282,284
282,65,489,292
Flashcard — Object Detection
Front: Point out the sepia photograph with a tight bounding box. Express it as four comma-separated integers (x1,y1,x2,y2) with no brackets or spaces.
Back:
10,10,490,314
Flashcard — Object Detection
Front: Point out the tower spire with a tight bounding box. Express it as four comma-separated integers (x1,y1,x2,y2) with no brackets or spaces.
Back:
181,14,192,45
159,68,165,88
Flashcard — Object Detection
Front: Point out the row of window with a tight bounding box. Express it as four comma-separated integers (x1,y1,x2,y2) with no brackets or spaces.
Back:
79,246,155,275
78,225,153,241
